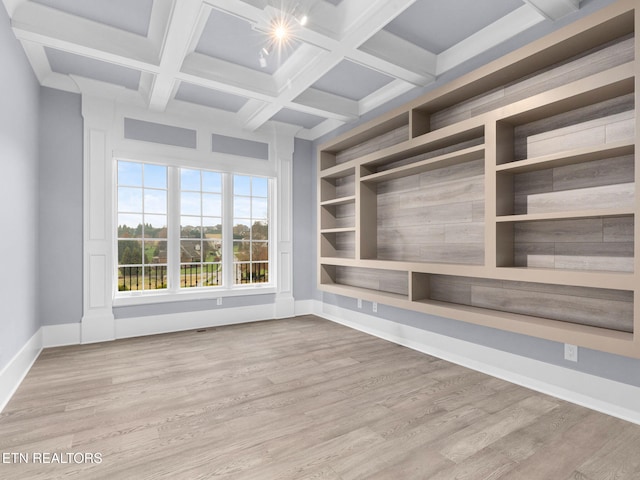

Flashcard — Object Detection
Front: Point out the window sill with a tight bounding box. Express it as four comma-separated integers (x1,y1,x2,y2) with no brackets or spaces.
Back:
112,285,277,307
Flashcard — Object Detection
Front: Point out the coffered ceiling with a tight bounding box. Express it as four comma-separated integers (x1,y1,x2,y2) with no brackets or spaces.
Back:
3,0,583,140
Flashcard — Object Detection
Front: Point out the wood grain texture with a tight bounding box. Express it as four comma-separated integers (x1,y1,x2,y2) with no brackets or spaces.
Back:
335,266,408,295
431,35,634,130
2,316,639,479
336,125,409,164
513,216,634,272
426,275,633,331
376,158,485,264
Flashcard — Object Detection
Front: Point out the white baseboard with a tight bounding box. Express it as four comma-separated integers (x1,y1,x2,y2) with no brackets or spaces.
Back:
0,330,42,413
114,303,278,339
42,323,82,348
316,300,640,426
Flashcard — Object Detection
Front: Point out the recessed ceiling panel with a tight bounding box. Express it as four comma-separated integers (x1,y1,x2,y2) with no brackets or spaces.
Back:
311,60,393,101
196,8,300,75
175,83,249,112
32,0,153,37
384,0,524,54
270,108,325,129
45,47,141,90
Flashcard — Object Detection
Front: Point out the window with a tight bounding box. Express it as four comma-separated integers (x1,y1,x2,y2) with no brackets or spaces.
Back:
180,169,223,288
233,176,269,285
115,160,272,296
117,162,168,292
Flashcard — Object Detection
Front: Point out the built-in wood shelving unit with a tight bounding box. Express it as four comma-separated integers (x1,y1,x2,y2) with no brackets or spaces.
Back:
317,0,640,358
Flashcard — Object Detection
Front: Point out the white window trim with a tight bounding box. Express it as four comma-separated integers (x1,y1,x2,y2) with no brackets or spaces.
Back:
81,91,297,343
113,165,276,303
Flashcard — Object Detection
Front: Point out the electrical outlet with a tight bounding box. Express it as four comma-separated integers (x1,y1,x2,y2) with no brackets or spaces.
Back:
564,343,578,362
357,298,362,309
217,297,222,306
372,302,377,313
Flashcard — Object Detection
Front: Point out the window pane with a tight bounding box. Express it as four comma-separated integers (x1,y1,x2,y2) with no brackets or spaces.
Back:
144,240,167,264
118,162,142,186
252,197,267,219
145,190,167,214
118,187,142,212
251,262,269,283
203,218,222,239
202,171,221,193
145,265,168,290
234,197,250,218
144,215,167,238
181,192,201,215
201,263,222,287
252,221,268,240
181,216,202,238
118,240,143,265
253,177,268,197
118,214,143,238
181,240,202,263
203,239,222,262
181,168,200,190
180,263,201,288
233,222,251,240
233,241,250,261
119,266,143,291
144,164,167,189
234,175,251,196
203,193,222,217
252,242,269,261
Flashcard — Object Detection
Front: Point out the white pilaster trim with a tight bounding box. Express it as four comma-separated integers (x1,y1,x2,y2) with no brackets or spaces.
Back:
316,300,640,426
0,330,41,413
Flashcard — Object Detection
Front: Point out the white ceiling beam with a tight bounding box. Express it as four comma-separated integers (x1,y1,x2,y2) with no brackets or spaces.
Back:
523,0,580,21
356,30,436,86
11,2,159,73
358,79,416,116
146,0,206,111
436,5,546,76
297,118,346,141
292,88,359,121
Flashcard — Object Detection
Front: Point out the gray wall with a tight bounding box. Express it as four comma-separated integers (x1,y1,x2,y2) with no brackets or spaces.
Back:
292,138,314,301
311,0,640,388
0,4,41,370
38,88,83,326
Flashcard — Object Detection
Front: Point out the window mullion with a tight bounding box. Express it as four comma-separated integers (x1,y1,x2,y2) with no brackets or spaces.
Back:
222,173,234,287
167,166,181,292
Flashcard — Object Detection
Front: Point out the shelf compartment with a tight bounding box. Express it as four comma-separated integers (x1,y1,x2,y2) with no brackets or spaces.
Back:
359,121,484,175
320,196,355,230
320,231,355,259
411,273,634,333
319,112,410,170
370,152,485,265
495,141,634,174
361,145,484,184
496,214,634,273
495,63,635,165
496,152,634,217
320,168,355,203
321,265,409,299
496,208,634,222
427,34,635,133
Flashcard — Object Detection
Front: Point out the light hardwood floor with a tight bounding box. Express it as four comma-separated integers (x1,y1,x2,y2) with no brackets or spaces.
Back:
1,315,639,479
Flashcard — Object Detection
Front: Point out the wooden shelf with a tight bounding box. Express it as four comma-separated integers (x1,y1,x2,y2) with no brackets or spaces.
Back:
495,207,634,223
320,195,356,207
320,227,356,234
361,145,484,183
496,141,635,174
317,0,640,358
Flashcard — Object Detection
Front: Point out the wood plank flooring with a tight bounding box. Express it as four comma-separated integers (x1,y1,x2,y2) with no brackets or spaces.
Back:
1,315,639,479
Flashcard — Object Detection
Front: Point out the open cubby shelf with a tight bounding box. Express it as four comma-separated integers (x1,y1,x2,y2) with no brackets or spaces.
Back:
317,0,640,358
